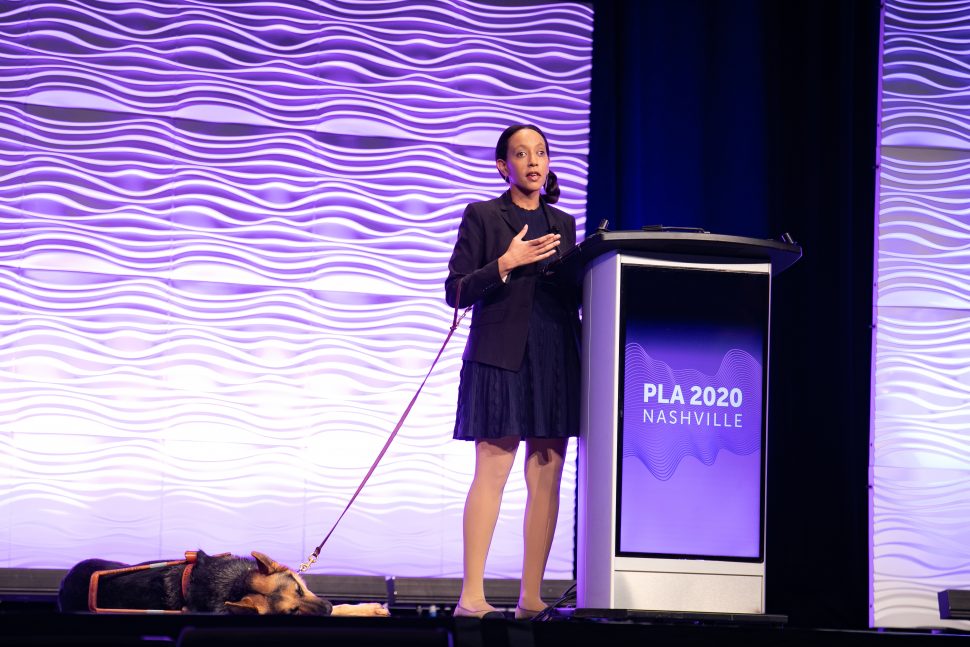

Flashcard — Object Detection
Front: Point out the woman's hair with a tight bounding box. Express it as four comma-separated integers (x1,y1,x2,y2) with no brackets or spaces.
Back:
494,124,560,204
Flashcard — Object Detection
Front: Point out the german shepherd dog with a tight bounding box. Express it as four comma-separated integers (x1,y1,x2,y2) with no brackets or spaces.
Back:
58,550,389,617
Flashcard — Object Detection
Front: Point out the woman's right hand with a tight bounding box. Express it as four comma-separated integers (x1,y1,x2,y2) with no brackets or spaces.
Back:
497,225,561,279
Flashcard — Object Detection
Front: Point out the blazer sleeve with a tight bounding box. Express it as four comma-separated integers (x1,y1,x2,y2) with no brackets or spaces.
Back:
444,203,506,309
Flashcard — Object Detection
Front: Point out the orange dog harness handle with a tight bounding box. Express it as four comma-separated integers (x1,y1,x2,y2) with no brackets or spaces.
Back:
87,550,228,614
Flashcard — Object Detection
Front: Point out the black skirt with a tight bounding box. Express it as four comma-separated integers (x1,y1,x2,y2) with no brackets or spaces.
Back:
453,283,580,440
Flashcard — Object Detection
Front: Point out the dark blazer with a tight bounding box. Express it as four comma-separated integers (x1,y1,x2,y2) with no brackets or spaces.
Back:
445,190,578,371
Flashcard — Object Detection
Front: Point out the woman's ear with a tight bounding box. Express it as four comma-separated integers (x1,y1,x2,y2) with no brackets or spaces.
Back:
495,159,509,182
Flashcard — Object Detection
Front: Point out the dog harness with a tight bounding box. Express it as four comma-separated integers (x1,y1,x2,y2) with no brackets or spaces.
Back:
87,550,227,614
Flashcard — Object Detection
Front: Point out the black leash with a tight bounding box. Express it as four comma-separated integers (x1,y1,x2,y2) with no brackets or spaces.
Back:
300,284,469,572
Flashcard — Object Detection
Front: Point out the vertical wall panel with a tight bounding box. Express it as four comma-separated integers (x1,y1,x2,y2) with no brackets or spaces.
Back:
871,0,970,629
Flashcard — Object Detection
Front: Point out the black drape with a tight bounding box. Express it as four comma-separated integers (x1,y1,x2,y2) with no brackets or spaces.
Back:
586,0,880,629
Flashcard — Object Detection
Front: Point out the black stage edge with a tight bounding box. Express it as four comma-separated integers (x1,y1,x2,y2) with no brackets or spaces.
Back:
2,609,970,647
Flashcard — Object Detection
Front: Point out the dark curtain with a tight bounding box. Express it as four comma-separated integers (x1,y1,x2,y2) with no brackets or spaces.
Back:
586,0,880,629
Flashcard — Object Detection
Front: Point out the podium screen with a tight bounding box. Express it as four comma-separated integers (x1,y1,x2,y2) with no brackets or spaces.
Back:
616,263,768,560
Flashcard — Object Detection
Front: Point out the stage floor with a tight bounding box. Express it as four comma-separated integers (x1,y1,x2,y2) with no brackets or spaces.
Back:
2,600,968,647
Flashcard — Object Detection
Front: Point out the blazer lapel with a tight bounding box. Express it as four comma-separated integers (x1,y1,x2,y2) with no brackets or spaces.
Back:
498,190,524,233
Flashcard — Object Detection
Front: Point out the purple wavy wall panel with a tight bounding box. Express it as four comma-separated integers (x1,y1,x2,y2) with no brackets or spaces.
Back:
0,0,592,578
872,0,970,629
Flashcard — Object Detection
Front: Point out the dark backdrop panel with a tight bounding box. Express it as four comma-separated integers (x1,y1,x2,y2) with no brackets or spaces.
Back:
587,0,880,629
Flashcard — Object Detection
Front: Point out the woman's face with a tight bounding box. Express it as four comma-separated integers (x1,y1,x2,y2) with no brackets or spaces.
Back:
497,128,549,195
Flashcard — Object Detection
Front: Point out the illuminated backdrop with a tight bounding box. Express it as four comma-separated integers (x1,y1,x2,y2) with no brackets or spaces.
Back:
871,0,970,629
0,0,591,579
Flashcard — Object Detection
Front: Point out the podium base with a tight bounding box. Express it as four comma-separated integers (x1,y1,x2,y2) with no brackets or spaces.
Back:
559,608,788,626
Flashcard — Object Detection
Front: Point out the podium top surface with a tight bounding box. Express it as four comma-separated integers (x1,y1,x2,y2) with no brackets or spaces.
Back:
551,230,802,279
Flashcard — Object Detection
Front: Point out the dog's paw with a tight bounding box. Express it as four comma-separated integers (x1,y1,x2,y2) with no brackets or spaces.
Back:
330,602,390,617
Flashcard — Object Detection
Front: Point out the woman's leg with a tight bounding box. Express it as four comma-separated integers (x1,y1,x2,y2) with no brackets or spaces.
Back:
458,436,520,612
518,437,568,612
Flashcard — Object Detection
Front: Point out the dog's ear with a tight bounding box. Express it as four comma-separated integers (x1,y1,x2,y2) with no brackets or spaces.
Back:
251,551,286,576
224,595,268,615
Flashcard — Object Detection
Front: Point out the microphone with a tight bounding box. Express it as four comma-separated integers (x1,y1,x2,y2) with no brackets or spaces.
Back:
549,225,562,260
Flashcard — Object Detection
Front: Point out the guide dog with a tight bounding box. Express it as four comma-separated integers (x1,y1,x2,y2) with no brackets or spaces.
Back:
58,549,389,616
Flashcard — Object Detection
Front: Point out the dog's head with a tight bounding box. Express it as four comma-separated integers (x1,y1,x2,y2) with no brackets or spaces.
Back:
224,552,333,616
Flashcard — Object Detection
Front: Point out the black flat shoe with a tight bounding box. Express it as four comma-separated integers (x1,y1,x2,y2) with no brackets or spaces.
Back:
514,605,548,620
453,604,505,620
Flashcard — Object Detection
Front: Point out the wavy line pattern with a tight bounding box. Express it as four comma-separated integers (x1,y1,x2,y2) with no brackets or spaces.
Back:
622,345,762,481
872,0,970,630
0,0,591,578
873,308,970,470
882,0,970,150
878,147,970,309
872,465,970,628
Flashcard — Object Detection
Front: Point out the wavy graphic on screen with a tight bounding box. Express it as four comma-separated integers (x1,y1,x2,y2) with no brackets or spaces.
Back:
622,344,762,481
882,1,970,150
0,0,591,578
872,465,970,629
873,308,970,469
0,0,589,293
877,148,970,310
871,306,970,628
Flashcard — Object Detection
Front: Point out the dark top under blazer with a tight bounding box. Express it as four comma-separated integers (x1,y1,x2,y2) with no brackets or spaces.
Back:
445,190,578,371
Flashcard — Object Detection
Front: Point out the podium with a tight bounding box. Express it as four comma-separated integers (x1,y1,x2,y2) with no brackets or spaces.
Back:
554,230,801,615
